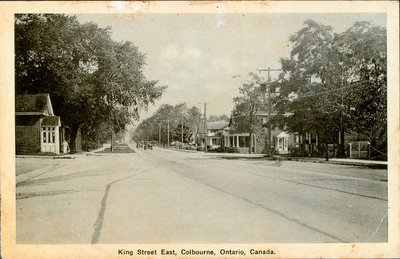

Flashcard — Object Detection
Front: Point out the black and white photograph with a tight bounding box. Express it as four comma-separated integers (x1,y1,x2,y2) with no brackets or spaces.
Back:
1,1,399,258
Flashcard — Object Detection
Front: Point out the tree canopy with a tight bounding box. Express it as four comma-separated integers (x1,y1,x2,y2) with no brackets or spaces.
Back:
133,103,201,145
208,114,229,122
232,73,265,134
15,14,166,149
272,20,386,158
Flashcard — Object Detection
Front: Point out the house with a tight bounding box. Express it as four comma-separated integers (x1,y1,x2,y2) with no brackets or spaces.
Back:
197,121,229,149
207,121,229,148
222,125,257,153
15,94,62,154
254,111,297,154
222,110,297,154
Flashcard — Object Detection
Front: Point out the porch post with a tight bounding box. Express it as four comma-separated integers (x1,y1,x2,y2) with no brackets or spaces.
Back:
55,126,60,154
237,136,240,147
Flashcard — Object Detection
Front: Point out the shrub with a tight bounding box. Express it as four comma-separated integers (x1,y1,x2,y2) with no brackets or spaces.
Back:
261,147,278,156
218,146,239,153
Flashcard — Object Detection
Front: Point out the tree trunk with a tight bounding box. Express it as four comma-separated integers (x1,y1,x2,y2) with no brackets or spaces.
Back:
337,128,346,158
249,108,253,154
300,133,306,156
370,137,377,159
325,142,329,161
69,124,80,153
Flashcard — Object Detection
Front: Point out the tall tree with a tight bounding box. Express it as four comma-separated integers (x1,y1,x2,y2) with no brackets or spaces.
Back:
15,14,166,151
232,73,264,153
208,114,229,122
335,21,387,159
273,20,386,159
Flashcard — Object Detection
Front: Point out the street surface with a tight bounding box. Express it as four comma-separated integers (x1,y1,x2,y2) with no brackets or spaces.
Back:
16,145,387,243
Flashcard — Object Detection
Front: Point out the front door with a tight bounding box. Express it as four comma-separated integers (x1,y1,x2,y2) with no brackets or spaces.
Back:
41,126,57,153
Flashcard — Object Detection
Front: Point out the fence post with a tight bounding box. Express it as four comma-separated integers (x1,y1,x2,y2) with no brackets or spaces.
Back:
358,142,361,158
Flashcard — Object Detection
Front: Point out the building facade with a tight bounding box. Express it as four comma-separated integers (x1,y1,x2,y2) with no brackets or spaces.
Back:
16,94,62,154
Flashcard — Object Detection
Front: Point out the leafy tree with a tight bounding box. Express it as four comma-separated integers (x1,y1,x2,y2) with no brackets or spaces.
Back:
273,20,386,159
134,103,201,146
232,73,264,153
15,14,166,151
187,106,202,141
273,20,341,155
335,21,387,159
208,114,229,122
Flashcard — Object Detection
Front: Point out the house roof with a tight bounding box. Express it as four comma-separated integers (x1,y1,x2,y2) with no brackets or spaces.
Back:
15,94,54,115
15,115,40,126
198,121,229,134
42,116,61,126
207,121,229,130
276,131,290,138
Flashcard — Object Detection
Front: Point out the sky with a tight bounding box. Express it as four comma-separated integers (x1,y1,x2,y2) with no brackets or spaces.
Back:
76,13,386,122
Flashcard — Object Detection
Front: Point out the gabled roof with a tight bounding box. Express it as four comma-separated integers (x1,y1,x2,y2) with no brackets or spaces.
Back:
207,121,229,130
42,116,61,127
15,94,54,115
198,121,229,134
276,131,290,138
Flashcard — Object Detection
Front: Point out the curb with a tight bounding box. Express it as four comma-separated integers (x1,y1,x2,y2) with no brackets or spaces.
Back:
282,157,387,169
16,155,75,159
205,154,270,160
154,146,198,153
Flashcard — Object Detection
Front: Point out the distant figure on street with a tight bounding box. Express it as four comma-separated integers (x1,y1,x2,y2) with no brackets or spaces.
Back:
62,140,70,154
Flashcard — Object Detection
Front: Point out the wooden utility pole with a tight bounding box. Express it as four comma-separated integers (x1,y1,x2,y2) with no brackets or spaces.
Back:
181,114,184,148
198,102,211,153
167,119,170,148
258,67,281,153
338,66,346,157
204,102,207,153
196,106,201,146
158,123,161,146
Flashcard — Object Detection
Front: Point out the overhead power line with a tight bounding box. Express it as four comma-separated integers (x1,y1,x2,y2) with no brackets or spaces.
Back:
279,84,354,101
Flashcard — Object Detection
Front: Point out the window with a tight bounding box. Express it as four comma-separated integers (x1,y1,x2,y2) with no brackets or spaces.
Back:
42,126,56,144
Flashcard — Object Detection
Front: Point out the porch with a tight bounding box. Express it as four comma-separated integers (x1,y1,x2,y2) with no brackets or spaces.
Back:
223,133,257,153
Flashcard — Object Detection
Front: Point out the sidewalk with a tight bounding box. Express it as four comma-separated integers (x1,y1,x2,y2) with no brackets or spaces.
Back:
161,147,387,168
16,144,110,159
281,156,387,168
203,152,268,159
16,154,75,159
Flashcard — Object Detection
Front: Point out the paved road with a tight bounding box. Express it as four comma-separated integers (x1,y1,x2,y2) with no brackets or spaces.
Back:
16,146,387,243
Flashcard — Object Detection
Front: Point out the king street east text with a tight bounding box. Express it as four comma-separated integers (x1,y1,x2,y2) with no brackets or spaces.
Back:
117,249,177,256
